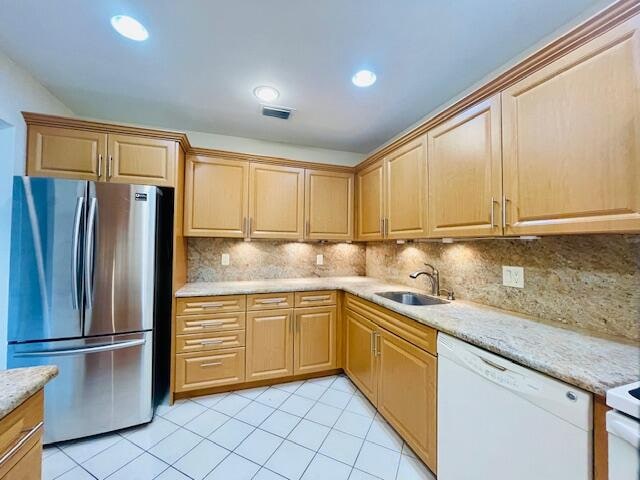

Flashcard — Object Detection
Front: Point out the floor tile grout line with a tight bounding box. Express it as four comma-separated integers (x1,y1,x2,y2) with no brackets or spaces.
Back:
50,445,89,479
101,448,148,480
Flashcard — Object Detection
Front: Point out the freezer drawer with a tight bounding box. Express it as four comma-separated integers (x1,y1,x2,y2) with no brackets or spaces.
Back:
8,332,153,444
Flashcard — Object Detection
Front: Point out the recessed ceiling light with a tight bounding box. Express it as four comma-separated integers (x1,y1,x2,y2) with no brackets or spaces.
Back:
111,15,149,41
352,70,377,87
253,86,280,103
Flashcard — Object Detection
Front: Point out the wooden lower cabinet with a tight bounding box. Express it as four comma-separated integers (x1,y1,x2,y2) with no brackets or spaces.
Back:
175,348,245,392
294,306,336,375
377,330,437,473
246,309,294,381
3,442,41,480
345,309,378,405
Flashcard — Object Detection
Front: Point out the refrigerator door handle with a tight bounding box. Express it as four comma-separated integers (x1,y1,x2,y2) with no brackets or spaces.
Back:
13,338,146,357
71,197,84,310
84,197,97,309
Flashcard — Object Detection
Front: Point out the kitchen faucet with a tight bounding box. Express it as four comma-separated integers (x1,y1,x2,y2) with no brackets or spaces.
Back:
409,263,441,296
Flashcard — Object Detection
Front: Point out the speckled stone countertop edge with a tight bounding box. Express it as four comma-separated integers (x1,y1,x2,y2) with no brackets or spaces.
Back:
0,366,58,421
176,276,640,396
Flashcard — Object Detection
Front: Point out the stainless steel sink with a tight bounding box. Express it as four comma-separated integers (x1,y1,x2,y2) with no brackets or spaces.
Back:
375,291,449,306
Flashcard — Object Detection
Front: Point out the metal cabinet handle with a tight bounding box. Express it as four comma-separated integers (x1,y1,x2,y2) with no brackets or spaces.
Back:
490,197,500,227
97,154,103,179
375,332,381,357
0,422,42,465
198,320,224,328
200,362,222,368
242,217,246,236
107,155,113,179
258,298,287,304
481,357,507,372
371,331,376,355
199,302,224,308
200,339,224,345
305,220,310,238
380,218,384,236
502,195,511,227
385,218,389,237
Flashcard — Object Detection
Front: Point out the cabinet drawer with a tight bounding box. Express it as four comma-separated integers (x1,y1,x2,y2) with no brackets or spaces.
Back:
176,312,246,334
247,293,294,311
176,330,245,354
295,290,337,308
175,348,245,392
177,295,245,315
345,294,437,355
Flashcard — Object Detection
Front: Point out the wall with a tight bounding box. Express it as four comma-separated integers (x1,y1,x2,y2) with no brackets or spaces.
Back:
188,238,365,282
366,235,640,341
0,48,73,368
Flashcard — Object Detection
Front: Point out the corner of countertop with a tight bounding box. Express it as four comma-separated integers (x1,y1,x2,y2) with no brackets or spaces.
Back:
0,365,58,421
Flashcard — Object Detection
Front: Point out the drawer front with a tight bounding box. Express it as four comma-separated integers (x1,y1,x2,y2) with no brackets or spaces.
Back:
176,330,245,354
345,294,437,355
176,312,246,334
247,293,294,311
177,295,246,315
175,348,245,392
295,290,337,308
0,391,43,478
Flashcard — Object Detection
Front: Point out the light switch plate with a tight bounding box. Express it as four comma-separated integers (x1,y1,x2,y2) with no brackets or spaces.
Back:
221,253,230,266
316,254,324,266
502,266,524,288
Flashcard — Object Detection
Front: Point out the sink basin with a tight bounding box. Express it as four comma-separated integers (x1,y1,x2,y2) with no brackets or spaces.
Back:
375,291,449,306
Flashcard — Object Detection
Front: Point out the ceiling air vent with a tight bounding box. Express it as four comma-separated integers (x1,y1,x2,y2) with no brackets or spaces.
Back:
262,105,292,120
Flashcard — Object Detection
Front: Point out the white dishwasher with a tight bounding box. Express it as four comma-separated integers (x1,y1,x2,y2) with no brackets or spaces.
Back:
437,333,593,480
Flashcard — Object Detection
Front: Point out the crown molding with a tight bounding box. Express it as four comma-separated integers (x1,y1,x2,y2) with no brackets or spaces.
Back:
356,0,640,172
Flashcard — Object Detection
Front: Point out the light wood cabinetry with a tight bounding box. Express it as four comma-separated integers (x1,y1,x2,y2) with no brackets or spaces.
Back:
427,95,503,237
26,123,178,187
247,293,295,311
175,348,245,391
295,290,337,308
344,294,437,472
177,295,246,315
27,125,106,180
345,309,379,404
107,134,176,186
0,390,44,480
305,170,354,240
294,306,336,374
249,164,305,240
377,329,437,472
246,308,294,381
183,156,250,237
384,136,428,239
502,15,640,235
356,159,385,240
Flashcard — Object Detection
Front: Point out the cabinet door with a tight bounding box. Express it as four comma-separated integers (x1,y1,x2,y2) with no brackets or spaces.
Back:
246,308,293,381
249,164,305,239
27,125,106,180
377,329,437,472
502,16,640,235
184,156,249,237
344,310,378,405
428,95,502,237
385,136,428,239
294,306,336,375
107,134,176,187
3,441,42,480
305,170,354,240
356,160,385,240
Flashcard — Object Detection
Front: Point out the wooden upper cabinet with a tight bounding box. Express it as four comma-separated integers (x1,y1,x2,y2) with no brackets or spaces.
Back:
107,134,176,187
502,15,640,235
385,136,428,239
305,170,354,240
377,329,437,473
184,156,249,237
27,125,106,180
427,95,503,237
249,164,305,240
294,306,336,375
356,159,385,240
246,308,294,381
345,309,378,405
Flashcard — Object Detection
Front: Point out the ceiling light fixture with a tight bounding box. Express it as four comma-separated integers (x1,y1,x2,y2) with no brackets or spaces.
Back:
352,70,377,87
111,15,149,41
253,86,280,103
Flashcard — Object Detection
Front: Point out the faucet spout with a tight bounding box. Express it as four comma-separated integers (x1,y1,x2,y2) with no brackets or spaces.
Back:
408,264,440,295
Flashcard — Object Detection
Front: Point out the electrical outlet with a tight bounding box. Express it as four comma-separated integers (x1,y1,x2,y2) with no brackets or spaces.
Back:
316,254,324,266
221,253,230,266
502,266,524,288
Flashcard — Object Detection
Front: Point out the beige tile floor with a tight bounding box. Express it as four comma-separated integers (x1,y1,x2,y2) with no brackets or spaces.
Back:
42,375,435,480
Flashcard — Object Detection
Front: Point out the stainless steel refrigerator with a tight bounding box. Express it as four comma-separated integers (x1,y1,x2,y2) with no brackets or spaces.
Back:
7,176,159,444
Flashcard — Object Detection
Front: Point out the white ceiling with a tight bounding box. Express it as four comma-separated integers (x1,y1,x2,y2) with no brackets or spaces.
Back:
0,0,608,154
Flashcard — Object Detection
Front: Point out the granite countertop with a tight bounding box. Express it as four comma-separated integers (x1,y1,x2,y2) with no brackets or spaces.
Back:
177,276,640,396
0,366,58,420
